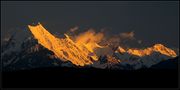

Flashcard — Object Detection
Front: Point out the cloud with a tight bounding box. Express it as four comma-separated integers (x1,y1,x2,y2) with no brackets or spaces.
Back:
75,29,104,44
119,31,135,40
74,29,104,52
70,26,79,32
99,31,144,49
138,40,142,44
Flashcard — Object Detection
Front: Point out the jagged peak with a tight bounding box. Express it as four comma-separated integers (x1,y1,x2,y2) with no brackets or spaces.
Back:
153,43,164,48
152,44,177,57
116,44,177,57
28,23,100,66
116,46,126,54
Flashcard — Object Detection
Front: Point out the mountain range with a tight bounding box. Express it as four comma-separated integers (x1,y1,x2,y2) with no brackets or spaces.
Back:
1,23,179,71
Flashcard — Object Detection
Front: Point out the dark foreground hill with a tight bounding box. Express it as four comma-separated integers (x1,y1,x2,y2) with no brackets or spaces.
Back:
151,56,178,69
2,66,178,88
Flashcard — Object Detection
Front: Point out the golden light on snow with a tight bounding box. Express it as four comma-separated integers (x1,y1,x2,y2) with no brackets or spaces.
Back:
28,23,177,66
28,23,103,66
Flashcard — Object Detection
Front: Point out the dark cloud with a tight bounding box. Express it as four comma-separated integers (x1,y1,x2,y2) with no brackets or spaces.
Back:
96,31,138,49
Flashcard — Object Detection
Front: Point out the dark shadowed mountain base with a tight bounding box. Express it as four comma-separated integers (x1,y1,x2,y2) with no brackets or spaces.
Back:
2,66,178,88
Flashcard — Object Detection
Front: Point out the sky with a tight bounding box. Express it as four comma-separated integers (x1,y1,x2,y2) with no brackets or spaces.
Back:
1,1,179,48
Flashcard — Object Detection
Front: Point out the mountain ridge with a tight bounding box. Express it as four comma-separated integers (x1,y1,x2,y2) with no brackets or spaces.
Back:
1,23,178,71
